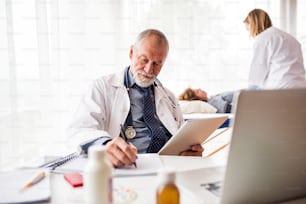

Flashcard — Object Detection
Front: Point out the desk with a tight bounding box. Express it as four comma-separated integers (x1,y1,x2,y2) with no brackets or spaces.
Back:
48,155,306,204
49,156,225,204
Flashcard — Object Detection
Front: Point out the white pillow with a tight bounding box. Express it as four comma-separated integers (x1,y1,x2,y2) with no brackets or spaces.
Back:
179,100,217,114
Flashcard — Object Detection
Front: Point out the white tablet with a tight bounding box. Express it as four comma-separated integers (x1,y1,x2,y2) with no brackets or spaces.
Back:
158,116,228,155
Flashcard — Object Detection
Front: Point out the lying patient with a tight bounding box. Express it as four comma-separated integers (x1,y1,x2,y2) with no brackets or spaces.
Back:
178,88,234,113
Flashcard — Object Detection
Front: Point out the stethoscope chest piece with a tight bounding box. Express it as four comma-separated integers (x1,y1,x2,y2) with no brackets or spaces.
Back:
125,126,137,139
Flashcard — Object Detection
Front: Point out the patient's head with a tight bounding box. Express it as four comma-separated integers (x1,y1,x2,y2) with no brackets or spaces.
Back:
178,88,208,102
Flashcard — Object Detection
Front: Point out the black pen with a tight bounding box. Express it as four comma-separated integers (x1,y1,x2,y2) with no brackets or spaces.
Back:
120,124,137,168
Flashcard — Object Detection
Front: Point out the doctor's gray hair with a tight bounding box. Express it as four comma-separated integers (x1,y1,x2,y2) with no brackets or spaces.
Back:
134,29,169,52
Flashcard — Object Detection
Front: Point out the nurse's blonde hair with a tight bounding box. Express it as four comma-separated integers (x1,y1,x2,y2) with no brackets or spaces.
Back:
243,8,272,37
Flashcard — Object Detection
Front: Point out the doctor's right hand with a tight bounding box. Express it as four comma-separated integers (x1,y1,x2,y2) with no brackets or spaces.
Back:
105,137,138,168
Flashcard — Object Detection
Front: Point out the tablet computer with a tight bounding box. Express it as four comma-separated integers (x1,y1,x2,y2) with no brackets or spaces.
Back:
158,116,228,155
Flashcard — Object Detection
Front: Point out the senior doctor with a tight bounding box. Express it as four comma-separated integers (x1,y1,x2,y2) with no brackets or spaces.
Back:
67,29,204,167
244,8,306,89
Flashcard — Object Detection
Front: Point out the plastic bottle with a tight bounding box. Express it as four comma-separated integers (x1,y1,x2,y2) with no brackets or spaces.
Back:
83,146,113,204
156,169,180,204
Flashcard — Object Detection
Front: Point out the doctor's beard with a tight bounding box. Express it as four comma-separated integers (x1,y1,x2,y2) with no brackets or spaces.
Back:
134,70,156,88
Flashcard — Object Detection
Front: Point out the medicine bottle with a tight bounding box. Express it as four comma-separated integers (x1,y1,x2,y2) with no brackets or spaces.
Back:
156,169,180,204
83,146,113,204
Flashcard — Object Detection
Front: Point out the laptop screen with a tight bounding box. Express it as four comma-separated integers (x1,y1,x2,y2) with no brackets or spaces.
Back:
221,89,306,204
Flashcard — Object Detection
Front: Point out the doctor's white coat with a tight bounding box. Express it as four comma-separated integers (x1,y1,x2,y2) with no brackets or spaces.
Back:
67,69,184,149
248,26,306,89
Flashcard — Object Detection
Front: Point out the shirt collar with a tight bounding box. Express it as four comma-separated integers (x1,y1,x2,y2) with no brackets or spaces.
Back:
128,67,136,87
125,66,136,88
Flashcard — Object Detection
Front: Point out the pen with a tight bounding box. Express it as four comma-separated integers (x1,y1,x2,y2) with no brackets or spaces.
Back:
205,143,230,158
21,171,46,191
120,124,137,168
202,128,230,145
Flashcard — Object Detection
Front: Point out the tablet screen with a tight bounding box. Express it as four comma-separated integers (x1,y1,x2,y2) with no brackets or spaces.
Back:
158,116,228,155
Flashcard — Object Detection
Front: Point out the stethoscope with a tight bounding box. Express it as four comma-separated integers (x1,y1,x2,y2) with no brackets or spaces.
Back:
123,67,138,139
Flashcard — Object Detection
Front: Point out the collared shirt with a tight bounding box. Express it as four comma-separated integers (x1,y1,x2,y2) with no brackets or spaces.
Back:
125,67,171,153
124,67,151,153
92,67,170,153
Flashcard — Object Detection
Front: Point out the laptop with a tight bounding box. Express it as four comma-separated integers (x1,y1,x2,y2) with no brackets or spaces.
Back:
178,89,306,204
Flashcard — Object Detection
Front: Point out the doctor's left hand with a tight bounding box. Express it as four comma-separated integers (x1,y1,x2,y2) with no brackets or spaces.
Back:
179,144,204,157
104,137,138,167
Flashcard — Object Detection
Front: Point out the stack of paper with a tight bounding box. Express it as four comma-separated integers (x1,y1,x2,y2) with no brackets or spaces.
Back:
0,169,50,204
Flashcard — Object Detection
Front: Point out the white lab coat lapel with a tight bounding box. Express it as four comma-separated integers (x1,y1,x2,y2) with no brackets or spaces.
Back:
154,85,178,135
107,71,130,137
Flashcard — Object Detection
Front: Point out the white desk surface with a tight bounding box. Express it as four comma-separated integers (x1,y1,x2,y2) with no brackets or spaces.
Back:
47,127,306,204
48,155,306,204
49,155,225,204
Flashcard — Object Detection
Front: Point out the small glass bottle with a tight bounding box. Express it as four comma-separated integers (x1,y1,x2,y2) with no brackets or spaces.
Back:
156,169,180,204
83,146,113,204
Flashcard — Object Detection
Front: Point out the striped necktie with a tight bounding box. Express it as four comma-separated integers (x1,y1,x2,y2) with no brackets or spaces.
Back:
141,86,168,153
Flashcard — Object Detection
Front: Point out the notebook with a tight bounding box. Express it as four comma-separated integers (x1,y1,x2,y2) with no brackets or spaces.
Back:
178,89,306,204
51,153,164,177
158,116,228,155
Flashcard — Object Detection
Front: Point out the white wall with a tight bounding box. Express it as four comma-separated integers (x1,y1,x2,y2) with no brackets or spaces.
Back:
0,0,305,170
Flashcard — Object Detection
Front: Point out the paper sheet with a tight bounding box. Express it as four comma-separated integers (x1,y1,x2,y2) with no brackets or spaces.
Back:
0,168,50,204
54,153,164,177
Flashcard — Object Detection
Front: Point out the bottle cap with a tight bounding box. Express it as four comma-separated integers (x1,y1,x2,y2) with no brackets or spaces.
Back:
88,145,106,160
158,168,176,184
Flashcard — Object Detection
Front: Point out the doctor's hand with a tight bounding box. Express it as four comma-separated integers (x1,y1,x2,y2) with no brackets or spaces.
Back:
105,137,138,168
179,144,204,157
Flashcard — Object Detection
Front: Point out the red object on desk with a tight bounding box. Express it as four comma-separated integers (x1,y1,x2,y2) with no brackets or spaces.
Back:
64,172,83,187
